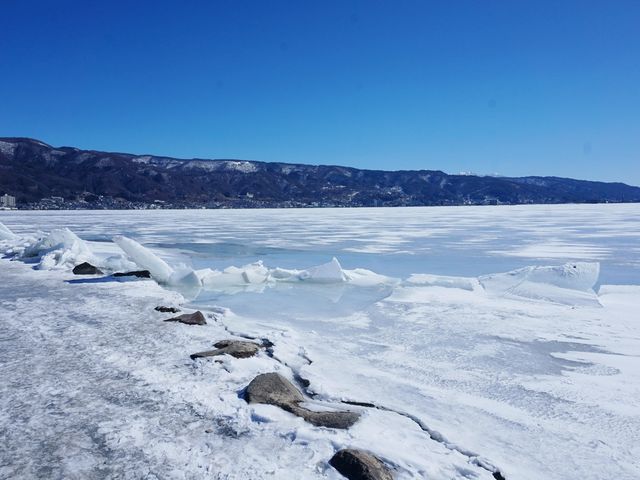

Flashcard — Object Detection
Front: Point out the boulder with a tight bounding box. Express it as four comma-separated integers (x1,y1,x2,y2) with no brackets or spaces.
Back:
191,340,260,360
113,270,151,278
244,373,359,429
245,372,304,406
329,449,393,480
72,262,103,275
155,306,180,313
164,311,207,325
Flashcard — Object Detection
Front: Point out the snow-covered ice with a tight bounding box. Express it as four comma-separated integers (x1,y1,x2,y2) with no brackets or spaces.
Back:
1,204,639,479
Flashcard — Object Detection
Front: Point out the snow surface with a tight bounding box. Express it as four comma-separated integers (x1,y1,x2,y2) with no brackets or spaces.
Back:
1,204,639,479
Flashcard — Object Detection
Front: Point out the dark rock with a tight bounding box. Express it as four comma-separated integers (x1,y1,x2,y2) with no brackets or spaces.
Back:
296,408,361,429
260,338,275,348
72,262,103,275
244,373,360,429
191,340,261,360
113,270,151,278
245,373,304,406
329,449,393,480
155,306,180,313
164,311,207,325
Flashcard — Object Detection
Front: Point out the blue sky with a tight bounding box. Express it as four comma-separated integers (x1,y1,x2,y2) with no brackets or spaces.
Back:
1,1,639,184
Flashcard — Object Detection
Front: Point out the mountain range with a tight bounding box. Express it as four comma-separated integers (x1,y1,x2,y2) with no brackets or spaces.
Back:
1,137,639,208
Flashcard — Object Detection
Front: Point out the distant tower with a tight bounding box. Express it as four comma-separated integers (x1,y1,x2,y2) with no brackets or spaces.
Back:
1,194,16,208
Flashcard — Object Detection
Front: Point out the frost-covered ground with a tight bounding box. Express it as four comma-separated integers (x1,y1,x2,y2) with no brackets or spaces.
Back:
1,204,639,479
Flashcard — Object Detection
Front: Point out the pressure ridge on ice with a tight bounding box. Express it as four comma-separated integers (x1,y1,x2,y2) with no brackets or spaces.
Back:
0,221,603,305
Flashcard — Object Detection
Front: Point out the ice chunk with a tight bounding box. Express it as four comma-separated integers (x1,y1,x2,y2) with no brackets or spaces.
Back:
526,262,599,291
0,222,17,241
405,273,479,291
197,258,394,292
479,262,601,306
113,235,202,294
299,257,347,283
23,228,96,269
269,267,300,281
24,228,90,257
113,235,175,283
169,268,202,289
199,262,269,291
345,268,399,287
100,255,139,273
242,262,269,284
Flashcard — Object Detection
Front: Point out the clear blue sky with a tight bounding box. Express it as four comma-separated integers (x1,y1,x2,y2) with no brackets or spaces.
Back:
1,1,639,184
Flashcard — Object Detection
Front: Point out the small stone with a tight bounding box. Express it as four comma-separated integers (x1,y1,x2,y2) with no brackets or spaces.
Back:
191,340,260,360
329,449,393,480
164,311,207,325
296,408,360,429
72,262,103,275
113,270,151,278
155,306,180,313
244,373,360,429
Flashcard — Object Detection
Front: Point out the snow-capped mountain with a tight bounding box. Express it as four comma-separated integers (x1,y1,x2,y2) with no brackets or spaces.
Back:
1,137,639,207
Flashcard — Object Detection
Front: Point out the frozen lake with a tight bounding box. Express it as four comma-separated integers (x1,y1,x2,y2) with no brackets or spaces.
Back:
1,204,639,479
3,203,640,283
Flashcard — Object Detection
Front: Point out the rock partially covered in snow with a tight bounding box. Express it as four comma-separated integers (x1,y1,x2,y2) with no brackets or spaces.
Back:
245,372,304,405
155,306,180,313
72,262,103,275
329,449,393,480
190,340,261,360
244,373,360,429
164,311,207,325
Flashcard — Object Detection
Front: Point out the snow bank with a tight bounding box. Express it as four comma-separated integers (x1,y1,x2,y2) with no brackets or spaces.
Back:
479,262,601,306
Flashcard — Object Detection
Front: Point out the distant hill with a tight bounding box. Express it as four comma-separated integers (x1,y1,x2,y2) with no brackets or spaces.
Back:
1,137,639,209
